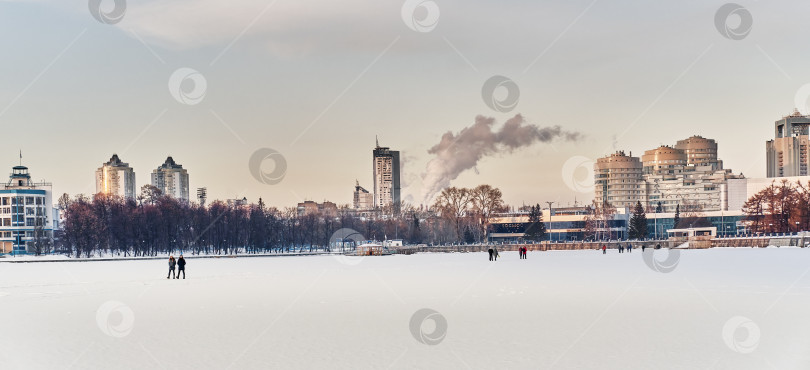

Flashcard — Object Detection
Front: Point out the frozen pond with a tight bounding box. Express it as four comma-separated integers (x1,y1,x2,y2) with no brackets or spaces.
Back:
1,248,809,369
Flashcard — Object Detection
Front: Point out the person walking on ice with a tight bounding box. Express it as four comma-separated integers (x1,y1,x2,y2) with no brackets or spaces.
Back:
177,255,186,279
167,256,176,279
488,247,494,261
602,245,606,254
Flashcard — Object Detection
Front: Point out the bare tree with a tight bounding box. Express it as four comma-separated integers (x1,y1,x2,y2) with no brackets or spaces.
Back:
432,187,472,241
470,185,504,243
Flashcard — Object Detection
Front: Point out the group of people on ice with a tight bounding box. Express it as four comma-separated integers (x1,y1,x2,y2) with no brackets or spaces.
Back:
603,244,633,254
601,243,661,254
167,255,186,279
487,247,500,261
486,246,529,261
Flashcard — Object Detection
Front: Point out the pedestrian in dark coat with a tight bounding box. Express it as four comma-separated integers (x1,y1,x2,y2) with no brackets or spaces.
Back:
167,256,176,279
494,247,500,261
488,247,494,261
641,245,646,252
627,244,632,253
177,255,186,279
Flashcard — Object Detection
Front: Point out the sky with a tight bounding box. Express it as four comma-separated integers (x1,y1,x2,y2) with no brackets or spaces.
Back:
0,0,808,208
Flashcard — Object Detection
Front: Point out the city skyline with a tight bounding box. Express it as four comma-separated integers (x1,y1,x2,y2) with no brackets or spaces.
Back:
3,1,810,208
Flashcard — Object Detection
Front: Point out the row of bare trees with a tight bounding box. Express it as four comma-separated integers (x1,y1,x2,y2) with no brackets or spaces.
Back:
56,184,507,257
742,179,810,233
431,185,505,242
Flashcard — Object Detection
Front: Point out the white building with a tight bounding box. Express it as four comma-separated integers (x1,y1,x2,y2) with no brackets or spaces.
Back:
0,165,57,254
151,156,189,201
95,154,136,200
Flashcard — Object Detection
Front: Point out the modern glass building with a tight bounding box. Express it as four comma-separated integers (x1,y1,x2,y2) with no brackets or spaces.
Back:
488,208,745,242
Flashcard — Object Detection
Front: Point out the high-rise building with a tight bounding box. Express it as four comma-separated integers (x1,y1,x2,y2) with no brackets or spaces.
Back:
766,110,810,177
674,135,723,170
151,156,189,201
96,154,136,200
596,136,742,213
641,146,687,176
0,165,56,254
372,139,400,211
594,151,645,208
353,180,373,211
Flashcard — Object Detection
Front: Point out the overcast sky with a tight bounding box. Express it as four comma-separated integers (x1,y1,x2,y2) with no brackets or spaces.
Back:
0,0,808,208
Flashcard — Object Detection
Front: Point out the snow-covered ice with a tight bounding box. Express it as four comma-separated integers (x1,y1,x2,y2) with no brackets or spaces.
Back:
1,248,810,369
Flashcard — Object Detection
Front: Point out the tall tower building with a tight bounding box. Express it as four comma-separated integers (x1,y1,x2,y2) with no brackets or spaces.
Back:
151,156,189,201
594,151,645,208
372,138,400,211
95,154,136,200
766,110,810,177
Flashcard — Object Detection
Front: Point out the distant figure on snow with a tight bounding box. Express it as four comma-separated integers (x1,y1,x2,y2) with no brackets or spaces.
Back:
488,247,495,261
619,245,624,253
627,244,632,253
641,245,646,252
176,255,186,279
494,247,500,261
167,256,176,279
520,246,528,259
602,245,606,254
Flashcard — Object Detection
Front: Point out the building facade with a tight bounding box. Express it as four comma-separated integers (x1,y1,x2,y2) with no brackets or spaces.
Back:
0,166,56,254
353,180,374,211
151,156,189,201
594,151,645,208
597,136,742,213
488,207,744,242
95,154,136,200
674,135,723,170
297,200,338,217
372,140,400,211
489,207,631,242
766,111,810,177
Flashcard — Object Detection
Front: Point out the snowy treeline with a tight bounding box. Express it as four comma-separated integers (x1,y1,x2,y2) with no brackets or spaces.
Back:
55,192,490,257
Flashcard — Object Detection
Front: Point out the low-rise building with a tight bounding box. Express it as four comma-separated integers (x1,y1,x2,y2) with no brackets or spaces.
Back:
353,180,373,211
0,165,57,254
297,200,338,217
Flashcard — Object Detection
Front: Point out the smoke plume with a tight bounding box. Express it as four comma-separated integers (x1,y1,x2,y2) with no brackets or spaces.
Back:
421,114,581,204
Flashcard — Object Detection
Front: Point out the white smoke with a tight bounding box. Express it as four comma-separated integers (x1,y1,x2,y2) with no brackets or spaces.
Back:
420,114,581,204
